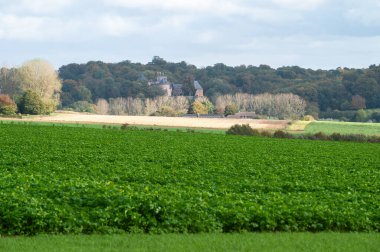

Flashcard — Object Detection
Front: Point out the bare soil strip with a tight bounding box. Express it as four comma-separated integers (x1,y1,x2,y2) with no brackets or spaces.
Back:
2,112,290,130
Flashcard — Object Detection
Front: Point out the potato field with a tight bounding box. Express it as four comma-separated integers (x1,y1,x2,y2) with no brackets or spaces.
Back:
0,124,379,235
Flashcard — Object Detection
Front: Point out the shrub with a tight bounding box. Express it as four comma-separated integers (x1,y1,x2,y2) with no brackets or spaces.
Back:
120,123,138,131
154,106,178,117
355,109,368,122
226,124,259,136
260,131,273,137
0,94,17,115
189,100,209,115
70,101,96,113
18,90,47,115
370,112,380,123
303,115,315,121
330,133,342,141
273,130,291,138
224,104,238,117
313,132,329,140
319,110,356,121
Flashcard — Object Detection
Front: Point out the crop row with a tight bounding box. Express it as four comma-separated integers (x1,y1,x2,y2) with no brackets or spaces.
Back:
0,124,379,234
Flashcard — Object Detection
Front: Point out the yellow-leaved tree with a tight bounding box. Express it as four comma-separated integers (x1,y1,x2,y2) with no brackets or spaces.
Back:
17,59,62,113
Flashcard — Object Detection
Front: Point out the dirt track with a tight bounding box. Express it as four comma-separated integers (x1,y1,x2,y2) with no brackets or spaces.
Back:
22,112,290,130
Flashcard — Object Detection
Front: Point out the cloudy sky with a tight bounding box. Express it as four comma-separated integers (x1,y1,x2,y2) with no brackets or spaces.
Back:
0,0,379,69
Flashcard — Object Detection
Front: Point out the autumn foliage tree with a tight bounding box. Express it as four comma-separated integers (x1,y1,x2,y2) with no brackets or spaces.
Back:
16,59,61,113
0,94,17,115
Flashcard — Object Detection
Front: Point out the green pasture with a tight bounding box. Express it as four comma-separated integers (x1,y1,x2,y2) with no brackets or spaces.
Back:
1,233,379,252
305,121,380,135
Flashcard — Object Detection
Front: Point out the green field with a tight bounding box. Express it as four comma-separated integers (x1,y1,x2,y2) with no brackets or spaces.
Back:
1,233,379,252
305,121,380,135
0,124,379,235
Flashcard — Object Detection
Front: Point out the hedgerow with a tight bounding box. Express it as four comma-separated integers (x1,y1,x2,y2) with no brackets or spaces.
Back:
227,124,380,143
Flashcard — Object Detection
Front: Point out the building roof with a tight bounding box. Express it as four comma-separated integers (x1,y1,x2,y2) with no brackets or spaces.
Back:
194,81,203,90
172,83,183,89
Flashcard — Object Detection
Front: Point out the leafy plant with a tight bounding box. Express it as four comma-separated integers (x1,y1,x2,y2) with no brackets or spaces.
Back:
0,124,378,235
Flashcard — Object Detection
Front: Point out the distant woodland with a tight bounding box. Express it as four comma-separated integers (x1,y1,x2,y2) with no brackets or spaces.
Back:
1,57,380,121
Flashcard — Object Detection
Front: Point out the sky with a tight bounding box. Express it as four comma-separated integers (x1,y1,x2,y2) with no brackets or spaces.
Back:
0,0,379,69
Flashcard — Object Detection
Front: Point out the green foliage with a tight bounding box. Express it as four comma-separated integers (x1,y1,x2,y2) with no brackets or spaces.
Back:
189,100,208,114
224,104,238,116
70,101,96,113
319,110,357,121
57,59,380,115
203,100,214,114
370,112,380,122
17,90,47,115
154,106,179,117
355,109,368,122
0,124,379,235
273,130,291,138
226,124,259,136
0,94,17,115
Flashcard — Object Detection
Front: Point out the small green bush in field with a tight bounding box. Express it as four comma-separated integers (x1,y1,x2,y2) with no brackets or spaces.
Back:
226,124,259,136
273,130,291,138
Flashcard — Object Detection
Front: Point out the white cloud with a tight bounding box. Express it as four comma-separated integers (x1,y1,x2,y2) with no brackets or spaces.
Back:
196,31,219,44
98,15,141,37
103,0,250,16
0,13,91,41
6,0,74,14
0,14,46,40
153,15,195,30
345,1,380,26
272,0,326,11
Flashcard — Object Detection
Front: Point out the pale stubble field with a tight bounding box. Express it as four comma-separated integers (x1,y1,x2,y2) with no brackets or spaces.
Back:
25,112,290,130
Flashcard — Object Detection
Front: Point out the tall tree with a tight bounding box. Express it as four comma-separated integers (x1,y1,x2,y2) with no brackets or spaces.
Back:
17,59,61,106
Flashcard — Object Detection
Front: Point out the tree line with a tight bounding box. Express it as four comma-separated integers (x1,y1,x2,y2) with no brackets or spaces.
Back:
84,93,305,120
0,59,61,115
1,57,379,120
57,57,380,116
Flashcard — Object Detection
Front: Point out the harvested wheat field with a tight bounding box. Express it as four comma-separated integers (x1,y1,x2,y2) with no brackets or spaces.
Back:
21,112,290,130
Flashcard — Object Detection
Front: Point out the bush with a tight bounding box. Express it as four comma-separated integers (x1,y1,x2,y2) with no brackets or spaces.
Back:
330,133,342,141
355,109,368,122
70,101,96,113
303,115,315,121
226,124,259,136
224,104,238,117
313,132,329,141
260,131,273,137
370,112,380,123
0,94,17,115
154,106,178,117
120,123,138,131
189,100,209,115
319,110,356,121
18,90,47,115
273,130,292,138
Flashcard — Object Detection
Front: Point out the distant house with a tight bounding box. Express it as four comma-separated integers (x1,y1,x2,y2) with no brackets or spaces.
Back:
146,73,203,97
172,84,183,96
194,81,203,97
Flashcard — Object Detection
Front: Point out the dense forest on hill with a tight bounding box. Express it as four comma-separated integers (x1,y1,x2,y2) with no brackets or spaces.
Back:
58,57,380,117
1,57,379,120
